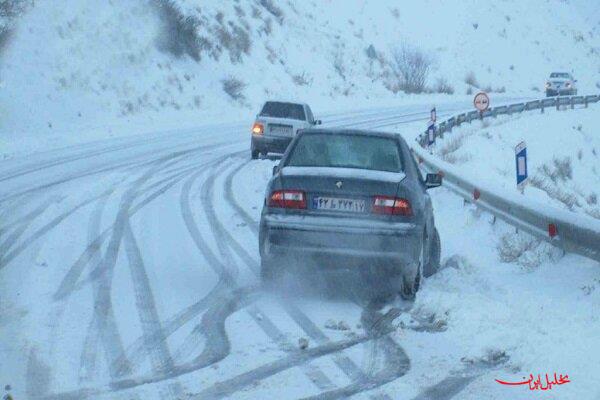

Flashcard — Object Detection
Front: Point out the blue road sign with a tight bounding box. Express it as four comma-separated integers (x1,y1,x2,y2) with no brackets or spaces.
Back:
427,121,435,146
515,141,528,188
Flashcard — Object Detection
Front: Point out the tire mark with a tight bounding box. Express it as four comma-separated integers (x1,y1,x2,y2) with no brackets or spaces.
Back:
179,161,336,391
0,195,61,237
122,221,185,398
83,155,184,381
0,196,61,256
0,141,234,204
54,155,218,302
188,328,395,400
78,190,114,383
0,189,113,270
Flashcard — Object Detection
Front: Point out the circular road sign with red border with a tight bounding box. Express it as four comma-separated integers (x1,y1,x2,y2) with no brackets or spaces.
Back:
473,92,490,112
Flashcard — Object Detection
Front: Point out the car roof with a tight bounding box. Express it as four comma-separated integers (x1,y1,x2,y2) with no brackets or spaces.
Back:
298,128,401,140
263,100,310,108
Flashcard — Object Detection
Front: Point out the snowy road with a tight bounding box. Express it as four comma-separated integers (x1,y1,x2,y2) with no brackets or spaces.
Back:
1,100,599,400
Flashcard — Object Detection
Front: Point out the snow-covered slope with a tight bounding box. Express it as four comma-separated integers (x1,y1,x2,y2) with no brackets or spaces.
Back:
432,105,600,220
1,0,599,157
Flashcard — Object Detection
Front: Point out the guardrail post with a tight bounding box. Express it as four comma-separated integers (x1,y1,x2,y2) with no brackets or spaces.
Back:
556,98,560,111
541,103,544,114
571,97,574,109
584,97,588,108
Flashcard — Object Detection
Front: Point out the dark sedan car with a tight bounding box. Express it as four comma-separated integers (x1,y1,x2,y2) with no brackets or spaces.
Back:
259,129,442,298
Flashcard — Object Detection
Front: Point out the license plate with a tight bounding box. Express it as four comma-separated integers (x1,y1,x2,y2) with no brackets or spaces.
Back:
270,125,292,135
312,196,366,213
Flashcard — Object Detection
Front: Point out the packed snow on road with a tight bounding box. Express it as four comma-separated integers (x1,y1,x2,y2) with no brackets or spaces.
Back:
1,1,599,400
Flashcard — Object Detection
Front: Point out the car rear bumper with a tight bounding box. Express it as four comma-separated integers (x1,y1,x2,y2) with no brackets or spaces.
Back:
546,89,574,96
260,213,421,274
251,135,292,154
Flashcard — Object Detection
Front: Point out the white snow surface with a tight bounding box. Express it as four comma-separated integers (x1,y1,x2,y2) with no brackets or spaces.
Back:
1,104,599,400
1,0,600,159
430,105,600,220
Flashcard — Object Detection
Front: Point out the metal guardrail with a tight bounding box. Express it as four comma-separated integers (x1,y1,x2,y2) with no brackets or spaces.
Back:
413,94,600,263
418,94,600,147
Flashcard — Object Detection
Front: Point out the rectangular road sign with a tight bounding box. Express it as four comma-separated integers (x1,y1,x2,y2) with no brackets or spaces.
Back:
515,141,528,189
427,121,435,146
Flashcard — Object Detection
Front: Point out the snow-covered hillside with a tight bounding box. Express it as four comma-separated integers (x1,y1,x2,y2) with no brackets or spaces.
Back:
1,0,599,158
432,105,600,220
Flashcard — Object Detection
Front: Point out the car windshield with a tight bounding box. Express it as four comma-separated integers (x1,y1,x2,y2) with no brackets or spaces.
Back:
260,102,306,120
550,73,570,79
286,133,403,172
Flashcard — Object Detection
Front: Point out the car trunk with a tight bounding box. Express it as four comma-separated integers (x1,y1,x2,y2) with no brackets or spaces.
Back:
279,166,408,220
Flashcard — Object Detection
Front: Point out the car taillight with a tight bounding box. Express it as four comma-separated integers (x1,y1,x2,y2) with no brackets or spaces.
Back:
252,123,264,135
372,196,412,216
268,190,306,209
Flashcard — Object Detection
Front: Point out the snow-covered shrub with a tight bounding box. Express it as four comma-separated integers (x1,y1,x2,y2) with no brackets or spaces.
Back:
529,175,580,210
0,0,31,54
434,77,454,94
464,71,479,87
540,157,573,183
292,71,312,86
222,77,246,101
215,21,251,63
153,0,205,61
258,0,284,24
497,232,562,268
390,43,432,94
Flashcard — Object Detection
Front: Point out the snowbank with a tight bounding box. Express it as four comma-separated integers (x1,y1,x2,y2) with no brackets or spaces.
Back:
431,105,600,220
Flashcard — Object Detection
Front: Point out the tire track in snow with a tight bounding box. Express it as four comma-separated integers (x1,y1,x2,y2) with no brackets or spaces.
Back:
81,155,187,382
0,195,61,258
0,189,113,270
188,328,397,400
53,154,221,302
176,158,337,391
122,221,185,398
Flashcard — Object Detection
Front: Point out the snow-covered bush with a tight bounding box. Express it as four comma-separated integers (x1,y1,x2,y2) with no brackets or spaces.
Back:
222,77,246,101
464,71,479,87
153,0,205,61
434,77,454,94
390,43,432,94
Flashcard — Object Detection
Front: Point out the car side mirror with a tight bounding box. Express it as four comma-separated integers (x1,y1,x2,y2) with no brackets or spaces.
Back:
314,119,322,125
425,173,442,189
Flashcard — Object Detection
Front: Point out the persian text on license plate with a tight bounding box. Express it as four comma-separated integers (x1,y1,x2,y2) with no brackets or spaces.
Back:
312,196,366,213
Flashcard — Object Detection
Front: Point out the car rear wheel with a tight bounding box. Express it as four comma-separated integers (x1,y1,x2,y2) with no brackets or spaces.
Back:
423,228,441,278
400,244,423,301
251,149,259,159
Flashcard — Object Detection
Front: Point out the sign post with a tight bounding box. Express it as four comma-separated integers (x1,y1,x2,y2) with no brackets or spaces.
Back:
427,121,435,149
515,141,528,193
427,107,436,150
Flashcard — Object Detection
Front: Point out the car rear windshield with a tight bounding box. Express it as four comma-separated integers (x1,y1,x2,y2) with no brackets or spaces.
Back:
260,102,306,121
286,133,403,173
550,73,570,79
